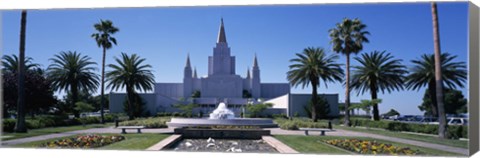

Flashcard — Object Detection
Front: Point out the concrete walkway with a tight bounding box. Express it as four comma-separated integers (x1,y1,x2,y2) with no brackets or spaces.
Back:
1,126,468,155
1,126,175,146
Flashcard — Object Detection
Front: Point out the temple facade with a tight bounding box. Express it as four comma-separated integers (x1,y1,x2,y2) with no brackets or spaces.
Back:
109,19,339,117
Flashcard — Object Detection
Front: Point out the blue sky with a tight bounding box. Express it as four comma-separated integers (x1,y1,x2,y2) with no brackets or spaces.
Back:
2,2,468,115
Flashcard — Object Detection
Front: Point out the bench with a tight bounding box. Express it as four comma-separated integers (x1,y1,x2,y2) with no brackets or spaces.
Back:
117,126,145,134
299,128,332,136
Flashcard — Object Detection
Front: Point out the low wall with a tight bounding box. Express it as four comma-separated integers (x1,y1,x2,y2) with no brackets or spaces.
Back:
174,128,270,139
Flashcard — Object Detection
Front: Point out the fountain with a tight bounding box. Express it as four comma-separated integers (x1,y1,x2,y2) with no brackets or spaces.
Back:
166,102,277,128
209,102,235,120
158,102,297,153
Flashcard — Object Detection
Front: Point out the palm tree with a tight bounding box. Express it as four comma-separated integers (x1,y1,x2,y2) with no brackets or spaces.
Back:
329,18,370,126
47,51,100,117
2,54,40,73
15,10,28,133
405,53,466,129
92,19,119,123
431,1,447,139
351,51,407,120
287,47,344,122
106,53,154,120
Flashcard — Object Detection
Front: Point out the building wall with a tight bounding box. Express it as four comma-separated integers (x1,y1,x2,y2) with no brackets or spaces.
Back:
264,94,289,109
155,83,183,98
260,83,290,99
288,94,339,117
200,75,243,98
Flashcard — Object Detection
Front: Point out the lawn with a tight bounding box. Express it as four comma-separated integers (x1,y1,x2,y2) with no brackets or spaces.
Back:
274,135,464,156
12,133,169,150
100,134,169,150
334,125,468,149
273,135,351,154
2,123,113,141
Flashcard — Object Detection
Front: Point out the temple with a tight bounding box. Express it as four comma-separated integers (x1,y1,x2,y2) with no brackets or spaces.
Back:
109,18,340,117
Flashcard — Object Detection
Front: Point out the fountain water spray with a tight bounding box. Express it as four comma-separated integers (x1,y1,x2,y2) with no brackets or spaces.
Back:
209,102,235,119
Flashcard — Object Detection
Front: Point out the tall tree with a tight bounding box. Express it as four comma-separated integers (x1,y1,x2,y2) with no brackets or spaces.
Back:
2,54,40,73
47,51,100,117
92,19,119,123
419,88,467,116
350,51,407,120
106,53,154,120
431,1,447,139
287,47,344,122
405,53,466,116
3,69,57,118
329,18,370,126
15,10,28,133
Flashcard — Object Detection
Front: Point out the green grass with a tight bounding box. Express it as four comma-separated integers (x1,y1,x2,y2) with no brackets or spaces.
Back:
274,135,464,156
100,134,169,150
334,125,468,149
274,135,351,154
2,123,113,141
12,133,169,150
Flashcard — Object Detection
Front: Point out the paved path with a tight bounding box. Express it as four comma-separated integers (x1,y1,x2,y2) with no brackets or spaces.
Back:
2,126,468,155
1,126,175,146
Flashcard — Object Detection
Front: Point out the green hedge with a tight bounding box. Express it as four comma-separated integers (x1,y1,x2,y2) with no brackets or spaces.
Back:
275,118,329,130
118,117,171,128
3,119,16,132
348,118,468,139
2,114,118,132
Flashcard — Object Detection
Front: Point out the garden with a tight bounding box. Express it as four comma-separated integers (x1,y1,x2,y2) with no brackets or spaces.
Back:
274,135,463,156
13,133,170,150
39,134,125,148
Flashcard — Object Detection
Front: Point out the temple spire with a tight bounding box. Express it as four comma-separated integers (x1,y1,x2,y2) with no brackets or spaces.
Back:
193,67,198,78
217,18,227,43
253,53,259,68
185,54,191,68
246,67,251,78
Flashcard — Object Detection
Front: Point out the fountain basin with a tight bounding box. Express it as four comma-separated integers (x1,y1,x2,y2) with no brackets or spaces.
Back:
166,118,278,128
174,128,270,139
169,138,278,153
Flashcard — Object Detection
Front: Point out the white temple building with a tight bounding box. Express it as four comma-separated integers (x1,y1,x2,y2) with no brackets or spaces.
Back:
109,19,339,117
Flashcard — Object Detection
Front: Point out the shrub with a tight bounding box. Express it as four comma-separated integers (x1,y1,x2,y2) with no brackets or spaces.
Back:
275,118,328,130
172,112,180,117
246,103,273,118
272,113,288,119
2,119,16,132
344,118,468,139
156,112,166,117
118,117,171,128
2,114,117,132
386,122,409,131
279,122,298,130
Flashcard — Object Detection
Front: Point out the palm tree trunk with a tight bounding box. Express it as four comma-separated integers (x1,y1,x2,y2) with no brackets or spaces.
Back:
370,79,379,121
15,10,28,133
428,81,438,117
126,86,134,120
100,46,106,124
344,53,351,126
71,84,79,118
431,2,447,138
311,80,318,122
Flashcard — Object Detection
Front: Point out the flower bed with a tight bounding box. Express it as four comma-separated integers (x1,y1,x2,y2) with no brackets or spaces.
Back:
40,134,125,148
324,139,422,155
